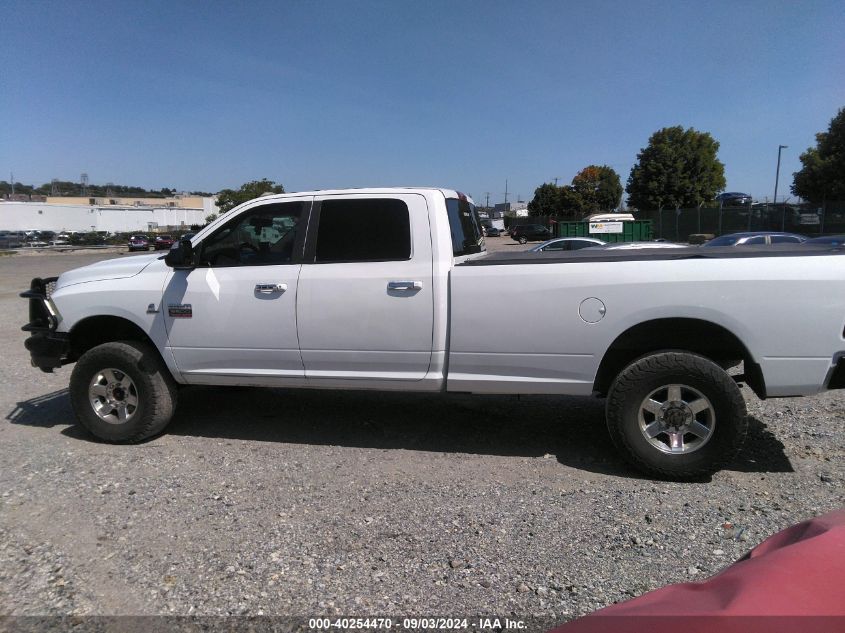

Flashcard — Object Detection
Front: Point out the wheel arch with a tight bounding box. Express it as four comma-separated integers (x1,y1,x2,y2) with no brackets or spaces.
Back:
593,317,766,398
68,315,159,364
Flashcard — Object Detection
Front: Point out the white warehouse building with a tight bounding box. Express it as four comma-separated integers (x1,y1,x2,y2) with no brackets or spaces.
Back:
0,201,210,233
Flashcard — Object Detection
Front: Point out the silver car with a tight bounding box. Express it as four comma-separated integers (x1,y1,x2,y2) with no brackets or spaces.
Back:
702,232,806,247
588,241,687,250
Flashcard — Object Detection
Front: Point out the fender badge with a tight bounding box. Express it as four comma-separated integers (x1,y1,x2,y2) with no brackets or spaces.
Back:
168,303,192,318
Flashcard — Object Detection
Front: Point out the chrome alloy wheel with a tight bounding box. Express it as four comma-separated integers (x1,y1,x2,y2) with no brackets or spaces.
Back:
637,384,715,454
88,368,139,424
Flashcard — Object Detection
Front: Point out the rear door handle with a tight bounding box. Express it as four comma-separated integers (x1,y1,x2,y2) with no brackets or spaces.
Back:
255,283,288,294
388,280,422,291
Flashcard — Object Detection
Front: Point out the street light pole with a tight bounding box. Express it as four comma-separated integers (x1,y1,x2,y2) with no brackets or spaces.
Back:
774,144,787,230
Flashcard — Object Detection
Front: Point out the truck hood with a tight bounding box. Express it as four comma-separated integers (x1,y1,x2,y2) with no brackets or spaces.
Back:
56,253,162,289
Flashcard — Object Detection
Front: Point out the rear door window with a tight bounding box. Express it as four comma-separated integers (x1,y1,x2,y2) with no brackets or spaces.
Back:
314,198,411,262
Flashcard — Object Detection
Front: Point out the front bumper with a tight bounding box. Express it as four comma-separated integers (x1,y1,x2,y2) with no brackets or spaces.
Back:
21,277,69,373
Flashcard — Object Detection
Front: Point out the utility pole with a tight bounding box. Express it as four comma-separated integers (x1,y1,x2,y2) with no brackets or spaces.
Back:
484,192,490,208
9,172,14,195
552,177,562,186
774,144,787,230
503,179,509,204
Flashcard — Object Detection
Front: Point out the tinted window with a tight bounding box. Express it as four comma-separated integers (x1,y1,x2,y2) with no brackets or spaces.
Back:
200,201,303,266
315,198,410,262
571,240,597,250
744,236,766,245
771,235,802,244
703,235,741,247
446,198,484,256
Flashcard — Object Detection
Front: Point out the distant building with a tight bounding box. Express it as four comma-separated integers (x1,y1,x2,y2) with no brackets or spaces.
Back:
494,201,528,218
0,199,213,233
43,194,218,217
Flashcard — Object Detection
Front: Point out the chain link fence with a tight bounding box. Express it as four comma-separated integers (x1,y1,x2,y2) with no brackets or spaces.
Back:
637,202,845,242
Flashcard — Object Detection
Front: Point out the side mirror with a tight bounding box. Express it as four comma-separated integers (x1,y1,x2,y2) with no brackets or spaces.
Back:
165,238,195,269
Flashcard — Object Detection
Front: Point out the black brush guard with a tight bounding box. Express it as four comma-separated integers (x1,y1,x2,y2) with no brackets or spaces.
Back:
21,277,68,373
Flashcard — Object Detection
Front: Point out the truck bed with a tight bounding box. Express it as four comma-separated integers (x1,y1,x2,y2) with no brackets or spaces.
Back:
458,244,845,266
448,243,845,397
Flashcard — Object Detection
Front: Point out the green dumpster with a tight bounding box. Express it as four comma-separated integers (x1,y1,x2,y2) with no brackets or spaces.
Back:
554,220,652,243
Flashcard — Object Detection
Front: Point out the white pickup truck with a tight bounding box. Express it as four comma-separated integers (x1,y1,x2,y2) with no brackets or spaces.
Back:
22,188,845,479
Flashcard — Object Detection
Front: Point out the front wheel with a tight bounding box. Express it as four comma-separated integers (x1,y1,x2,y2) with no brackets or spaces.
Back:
69,340,178,442
605,351,748,480
519,236,528,244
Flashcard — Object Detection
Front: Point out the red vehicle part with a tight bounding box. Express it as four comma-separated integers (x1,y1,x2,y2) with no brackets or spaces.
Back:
552,508,845,633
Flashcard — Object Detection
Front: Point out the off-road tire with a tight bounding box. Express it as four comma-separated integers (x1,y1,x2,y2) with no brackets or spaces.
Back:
606,351,748,480
70,340,178,443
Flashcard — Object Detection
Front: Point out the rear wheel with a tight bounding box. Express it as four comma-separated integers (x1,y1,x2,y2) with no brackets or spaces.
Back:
70,341,178,442
605,351,747,480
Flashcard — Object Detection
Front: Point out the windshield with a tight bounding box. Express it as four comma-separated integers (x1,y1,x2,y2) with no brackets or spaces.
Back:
446,198,485,256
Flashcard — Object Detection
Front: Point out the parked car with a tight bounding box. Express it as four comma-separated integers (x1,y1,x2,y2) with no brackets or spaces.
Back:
589,241,687,250
483,226,501,237
803,235,845,246
0,231,25,248
702,232,806,247
153,235,175,250
716,192,753,206
510,224,552,244
127,235,150,252
530,237,605,252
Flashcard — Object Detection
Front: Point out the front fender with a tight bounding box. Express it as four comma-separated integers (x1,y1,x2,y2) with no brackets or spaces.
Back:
52,263,184,382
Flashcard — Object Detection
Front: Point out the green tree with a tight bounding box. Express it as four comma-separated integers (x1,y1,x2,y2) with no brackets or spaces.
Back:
527,183,561,216
216,179,285,213
626,126,726,210
571,165,623,213
558,185,588,218
527,182,590,219
792,107,845,202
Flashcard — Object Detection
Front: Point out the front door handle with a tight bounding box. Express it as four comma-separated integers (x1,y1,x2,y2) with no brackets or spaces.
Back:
255,283,288,294
388,280,422,291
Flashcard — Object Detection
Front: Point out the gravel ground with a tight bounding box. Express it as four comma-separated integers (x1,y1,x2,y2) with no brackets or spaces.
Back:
0,249,843,627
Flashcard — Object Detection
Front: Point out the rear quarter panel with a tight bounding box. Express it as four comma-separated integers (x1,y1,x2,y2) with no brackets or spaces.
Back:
448,254,845,396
